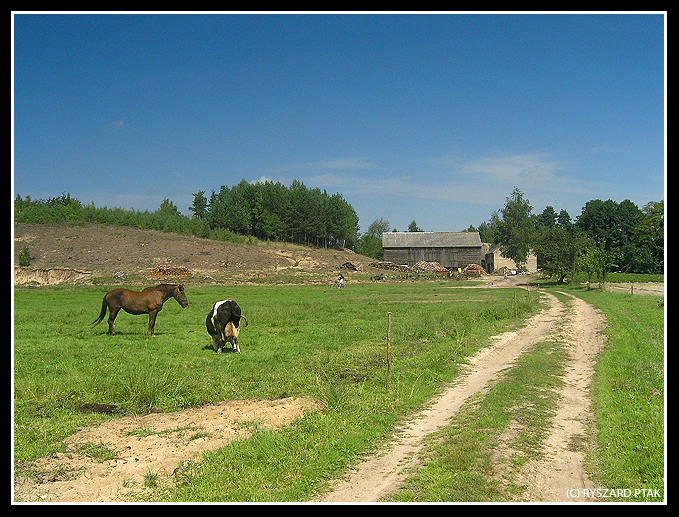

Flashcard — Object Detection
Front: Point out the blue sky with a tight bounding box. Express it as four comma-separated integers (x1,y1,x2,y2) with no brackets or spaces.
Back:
12,12,665,233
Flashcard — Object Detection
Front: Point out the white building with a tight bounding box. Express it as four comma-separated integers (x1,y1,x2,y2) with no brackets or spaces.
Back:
484,244,538,273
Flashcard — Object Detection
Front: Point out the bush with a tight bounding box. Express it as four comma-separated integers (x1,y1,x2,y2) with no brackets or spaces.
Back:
18,246,32,267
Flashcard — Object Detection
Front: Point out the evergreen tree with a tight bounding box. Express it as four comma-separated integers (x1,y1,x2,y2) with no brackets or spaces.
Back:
408,220,423,232
189,191,208,220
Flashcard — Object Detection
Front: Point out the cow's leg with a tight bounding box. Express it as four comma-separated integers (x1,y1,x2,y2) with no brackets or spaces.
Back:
232,336,240,354
220,330,229,354
213,333,224,354
108,307,120,335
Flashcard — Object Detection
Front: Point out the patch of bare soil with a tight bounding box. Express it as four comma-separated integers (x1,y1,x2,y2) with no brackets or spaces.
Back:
14,397,323,502
13,222,374,284
316,291,607,502
13,266,93,286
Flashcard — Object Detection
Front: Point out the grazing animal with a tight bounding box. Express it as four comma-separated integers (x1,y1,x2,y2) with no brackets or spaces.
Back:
206,299,248,354
93,284,189,336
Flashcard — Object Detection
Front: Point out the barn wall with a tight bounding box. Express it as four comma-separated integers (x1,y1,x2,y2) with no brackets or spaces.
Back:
383,247,482,269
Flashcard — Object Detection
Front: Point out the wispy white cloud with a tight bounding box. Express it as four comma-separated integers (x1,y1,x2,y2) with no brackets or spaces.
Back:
300,150,624,225
269,156,377,175
264,151,630,229
250,175,275,184
459,152,565,184
306,152,573,203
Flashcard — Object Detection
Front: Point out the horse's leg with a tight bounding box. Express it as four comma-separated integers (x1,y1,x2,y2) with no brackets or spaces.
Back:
108,307,120,335
148,310,159,336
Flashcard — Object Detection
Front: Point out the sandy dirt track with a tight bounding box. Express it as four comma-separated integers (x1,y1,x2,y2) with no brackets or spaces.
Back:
516,293,605,502
316,290,606,502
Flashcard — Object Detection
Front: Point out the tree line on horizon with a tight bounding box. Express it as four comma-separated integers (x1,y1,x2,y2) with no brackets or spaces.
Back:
13,185,663,278
463,188,664,281
189,179,360,249
14,179,361,250
358,188,663,279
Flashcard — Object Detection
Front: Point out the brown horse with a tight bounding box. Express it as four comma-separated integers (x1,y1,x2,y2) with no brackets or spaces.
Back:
93,284,189,336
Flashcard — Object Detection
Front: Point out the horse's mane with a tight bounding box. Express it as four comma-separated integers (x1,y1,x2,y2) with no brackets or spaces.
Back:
145,283,179,290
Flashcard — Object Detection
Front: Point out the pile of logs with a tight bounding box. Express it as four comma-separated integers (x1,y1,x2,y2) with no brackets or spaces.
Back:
368,261,411,272
339,261,360,271
412,261,444,272
463,263,487,276
147,265,192,278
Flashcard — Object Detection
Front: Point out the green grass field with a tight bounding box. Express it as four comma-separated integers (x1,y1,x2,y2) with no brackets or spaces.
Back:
572,286,665,501
13,282,537,500
13,281,664,501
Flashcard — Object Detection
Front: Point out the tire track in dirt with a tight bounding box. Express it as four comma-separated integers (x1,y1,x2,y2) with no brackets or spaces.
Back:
316,291,605,502
514,292,606,502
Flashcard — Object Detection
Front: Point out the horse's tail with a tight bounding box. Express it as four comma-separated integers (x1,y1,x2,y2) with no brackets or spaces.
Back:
93,295,108,326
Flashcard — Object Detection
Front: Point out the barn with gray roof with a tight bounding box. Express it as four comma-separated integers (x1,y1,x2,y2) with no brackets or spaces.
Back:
381,232,483,269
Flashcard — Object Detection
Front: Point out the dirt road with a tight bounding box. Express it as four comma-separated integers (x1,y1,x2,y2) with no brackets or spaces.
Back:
316,290,606,502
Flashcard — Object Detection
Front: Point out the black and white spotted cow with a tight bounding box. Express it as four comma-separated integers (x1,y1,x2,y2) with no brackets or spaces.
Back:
206,299,248,354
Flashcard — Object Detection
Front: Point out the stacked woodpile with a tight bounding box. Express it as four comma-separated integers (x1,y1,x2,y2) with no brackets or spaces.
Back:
338,261,360,271
147,265,192,278
368,261,410,272
463,263,487,276
412,261,444,272
368,260,487,276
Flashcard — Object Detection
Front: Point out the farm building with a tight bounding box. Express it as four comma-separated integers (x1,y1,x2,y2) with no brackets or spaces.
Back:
484,245,538,273
382,232,483,269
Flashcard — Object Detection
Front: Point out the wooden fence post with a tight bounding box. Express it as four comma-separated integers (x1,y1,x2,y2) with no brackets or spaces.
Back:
386,312,392,393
